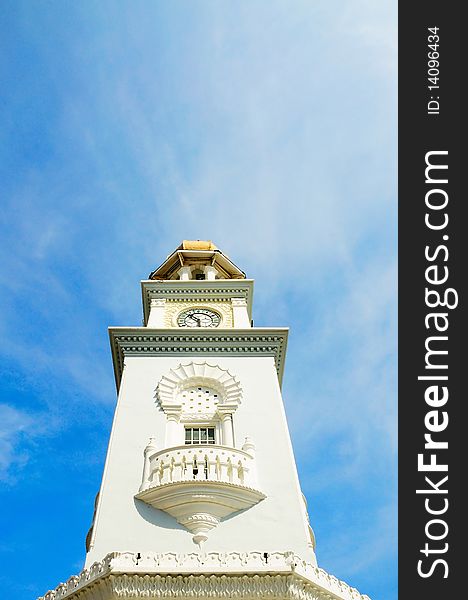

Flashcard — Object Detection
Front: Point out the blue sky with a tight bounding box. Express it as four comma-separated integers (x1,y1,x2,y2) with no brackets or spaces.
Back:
0,2,396,599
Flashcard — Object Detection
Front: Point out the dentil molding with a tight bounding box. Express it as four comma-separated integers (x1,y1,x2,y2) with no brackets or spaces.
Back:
38,551,370,600
108,328,288,390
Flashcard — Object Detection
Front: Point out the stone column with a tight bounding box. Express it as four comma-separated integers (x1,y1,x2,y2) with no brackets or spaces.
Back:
220,413,234,447
178,266,192,281
164,409,182,447
203,265,218,281
147,298,166,327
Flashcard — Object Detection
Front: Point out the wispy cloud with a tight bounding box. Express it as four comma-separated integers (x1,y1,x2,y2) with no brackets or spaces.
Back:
0,404,36,482
318,500,397,581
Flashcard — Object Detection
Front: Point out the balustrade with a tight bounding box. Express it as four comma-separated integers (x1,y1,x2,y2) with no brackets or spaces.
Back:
141,444,257,491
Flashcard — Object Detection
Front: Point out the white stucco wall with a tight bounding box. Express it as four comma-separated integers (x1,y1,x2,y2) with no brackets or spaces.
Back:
85,355,315,568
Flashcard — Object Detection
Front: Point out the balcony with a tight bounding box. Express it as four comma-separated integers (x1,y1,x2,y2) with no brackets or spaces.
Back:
135,440,265,544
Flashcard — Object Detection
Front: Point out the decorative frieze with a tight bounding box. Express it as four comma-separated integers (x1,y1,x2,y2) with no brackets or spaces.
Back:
38,551,371,600
109,329,288,390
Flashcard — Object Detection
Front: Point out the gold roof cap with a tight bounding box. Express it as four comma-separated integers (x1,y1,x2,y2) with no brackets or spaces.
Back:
178,240,218,251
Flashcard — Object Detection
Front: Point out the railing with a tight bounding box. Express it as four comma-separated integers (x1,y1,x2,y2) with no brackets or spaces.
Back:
140,444,258,491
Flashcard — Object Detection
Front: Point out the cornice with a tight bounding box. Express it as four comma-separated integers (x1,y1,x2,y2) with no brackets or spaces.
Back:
38,551,371,600
140,280,254,325
108,328,288,391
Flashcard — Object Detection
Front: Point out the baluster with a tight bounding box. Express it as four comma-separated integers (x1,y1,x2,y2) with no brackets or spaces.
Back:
173,456,181,482
243,463,251,486
221,456,229,482
187,456,194,479
197,455,205,481
166,462,170,484
158,461,165,484
192,456,199,479
237,461,244,485
147,457,155,483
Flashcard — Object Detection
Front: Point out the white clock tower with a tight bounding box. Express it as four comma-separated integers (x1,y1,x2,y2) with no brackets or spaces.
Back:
40,241,369,600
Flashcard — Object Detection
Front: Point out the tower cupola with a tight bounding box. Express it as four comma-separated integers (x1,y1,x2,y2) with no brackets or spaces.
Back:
149,240,246,281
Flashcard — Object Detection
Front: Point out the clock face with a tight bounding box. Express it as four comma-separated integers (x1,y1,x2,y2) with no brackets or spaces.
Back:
177,308,221,328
